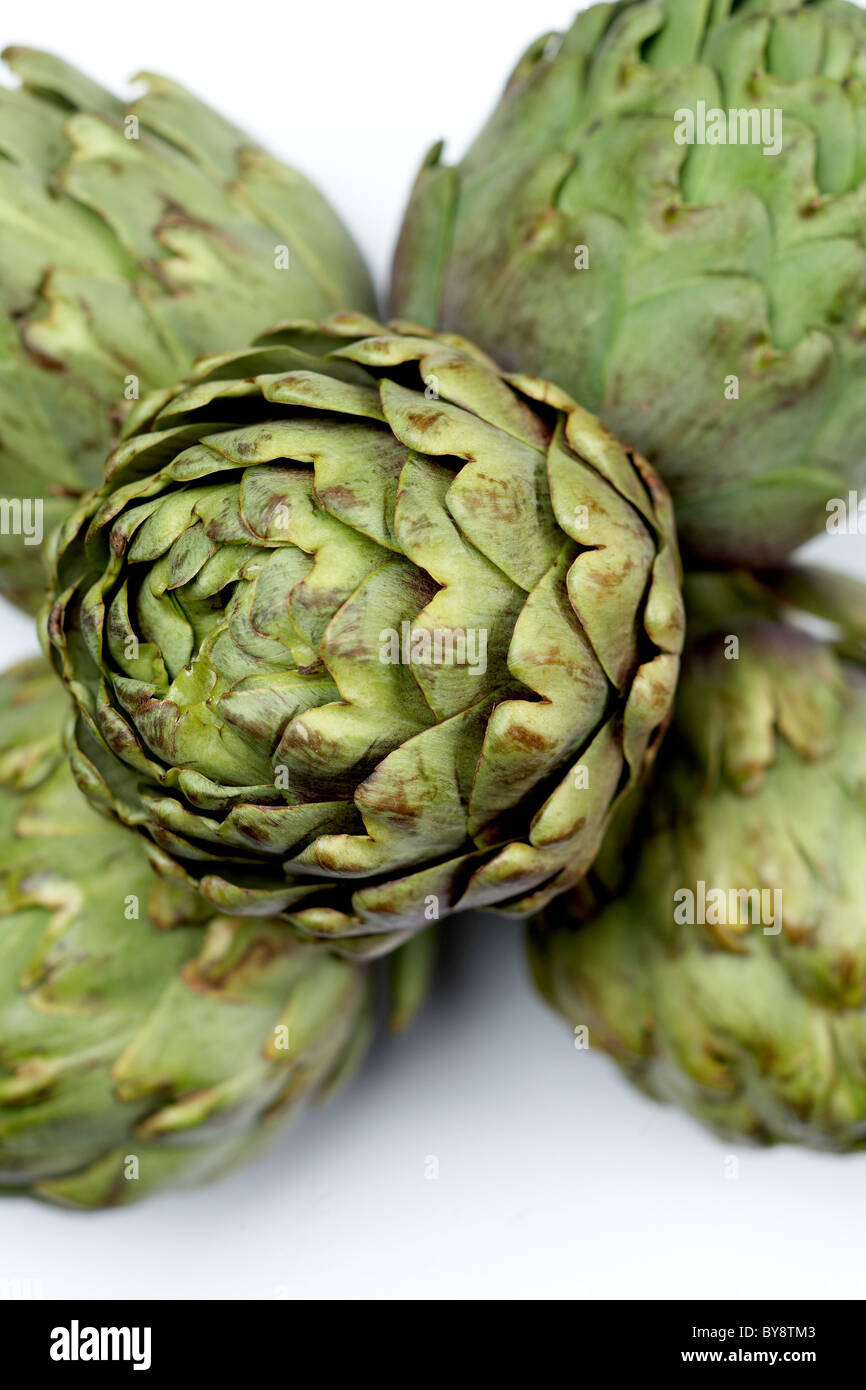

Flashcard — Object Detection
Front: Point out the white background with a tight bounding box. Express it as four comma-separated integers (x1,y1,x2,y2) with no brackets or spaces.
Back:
2,0,866,1301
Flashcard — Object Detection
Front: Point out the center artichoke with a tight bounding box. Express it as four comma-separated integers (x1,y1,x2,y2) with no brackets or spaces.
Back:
391,0,866,568
46,314,684,954
0,657,377,1208
0,47,375,613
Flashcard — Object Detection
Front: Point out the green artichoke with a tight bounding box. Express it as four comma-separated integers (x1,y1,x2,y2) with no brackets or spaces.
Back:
0,656,379,1208
530,570,866,1149
0,47,375,613
391,0,866,568
46,314,684,954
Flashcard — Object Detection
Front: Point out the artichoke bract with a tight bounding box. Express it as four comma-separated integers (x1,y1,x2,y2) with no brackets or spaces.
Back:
391,0,866,568
0,47,376,613
46,314,684,955
0,658,380,1209
531,571,866,1150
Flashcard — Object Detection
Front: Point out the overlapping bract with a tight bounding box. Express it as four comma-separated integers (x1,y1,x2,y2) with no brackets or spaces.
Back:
391,0,866,567
47,315,683,955
0,47,375,612
0,658,374,1208
531,572,866,1149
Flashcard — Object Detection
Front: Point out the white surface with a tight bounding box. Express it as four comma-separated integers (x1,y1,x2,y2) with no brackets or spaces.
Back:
2,0,866,1302
5,914,866,1302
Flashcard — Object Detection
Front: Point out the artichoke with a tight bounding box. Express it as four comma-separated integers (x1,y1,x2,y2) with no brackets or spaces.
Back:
0,47,375,613
46,314,684,955
391,0,866,568
530,570,866,1149
0,656,379,1208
